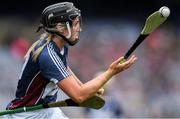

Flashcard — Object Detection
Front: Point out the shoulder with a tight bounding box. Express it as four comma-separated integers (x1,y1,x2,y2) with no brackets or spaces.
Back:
38,43,56,62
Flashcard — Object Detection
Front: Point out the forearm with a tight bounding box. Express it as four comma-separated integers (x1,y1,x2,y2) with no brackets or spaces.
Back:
60,56,136,103
73,56,136,102
59,69,113,103
79,70,113,101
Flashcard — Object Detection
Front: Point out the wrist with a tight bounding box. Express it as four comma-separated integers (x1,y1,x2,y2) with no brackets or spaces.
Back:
105,69,114,79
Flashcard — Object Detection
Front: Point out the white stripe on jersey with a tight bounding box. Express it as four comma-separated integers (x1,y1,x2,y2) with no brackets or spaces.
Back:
49,44,69,76
50,78,59,84
25,72,40,95
47,44,69,78
41,82,59,99
47,44,69,77
35,87,45,104
49,44,70,77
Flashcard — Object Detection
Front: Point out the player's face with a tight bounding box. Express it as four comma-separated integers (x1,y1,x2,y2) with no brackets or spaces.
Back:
56,17,81,45
70,17,81,42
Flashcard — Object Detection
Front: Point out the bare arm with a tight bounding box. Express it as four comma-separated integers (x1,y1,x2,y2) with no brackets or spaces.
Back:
68,66,104,95
58,55,137,103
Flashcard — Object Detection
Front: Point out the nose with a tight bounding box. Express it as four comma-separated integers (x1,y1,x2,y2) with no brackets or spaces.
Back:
76,27,81,32
79,28,82,32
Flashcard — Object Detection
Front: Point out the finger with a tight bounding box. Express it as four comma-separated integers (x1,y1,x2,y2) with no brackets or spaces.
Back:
117,55,135,64
123,57,137,69
97,90,103,95
97,88,104,94
119,56,137,69
119,55,135,66
128,55,137,64
126,56,137,66
115,57,124,64
119,58,126,64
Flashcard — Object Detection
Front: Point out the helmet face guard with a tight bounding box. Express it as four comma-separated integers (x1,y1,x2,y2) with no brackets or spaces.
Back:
38,2,82,46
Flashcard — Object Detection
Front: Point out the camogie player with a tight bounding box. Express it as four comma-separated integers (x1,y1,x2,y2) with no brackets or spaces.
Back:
4,2,137,119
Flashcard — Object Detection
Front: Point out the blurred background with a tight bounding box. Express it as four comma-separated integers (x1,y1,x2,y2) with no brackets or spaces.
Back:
0,0,180,118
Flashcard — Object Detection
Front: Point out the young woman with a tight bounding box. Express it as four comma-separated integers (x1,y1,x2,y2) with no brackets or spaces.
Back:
4,2,137,119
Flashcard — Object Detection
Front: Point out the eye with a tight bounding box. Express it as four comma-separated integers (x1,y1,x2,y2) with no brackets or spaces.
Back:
75,22,78,26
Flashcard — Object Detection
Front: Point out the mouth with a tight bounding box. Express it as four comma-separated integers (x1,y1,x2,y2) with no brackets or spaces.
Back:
75,35,79,39
73,33,80,39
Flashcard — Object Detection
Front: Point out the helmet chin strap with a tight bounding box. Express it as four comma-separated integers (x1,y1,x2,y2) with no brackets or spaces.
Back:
43,22,78,46
66,22,71,39
59,21,79,46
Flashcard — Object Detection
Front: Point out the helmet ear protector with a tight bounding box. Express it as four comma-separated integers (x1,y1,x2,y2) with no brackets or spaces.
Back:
37,2,82,46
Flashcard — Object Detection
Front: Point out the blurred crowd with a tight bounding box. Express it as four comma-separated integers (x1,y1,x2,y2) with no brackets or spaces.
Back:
0,17,180,118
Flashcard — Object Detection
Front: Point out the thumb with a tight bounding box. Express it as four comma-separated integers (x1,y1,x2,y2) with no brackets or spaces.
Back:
116,57,125,64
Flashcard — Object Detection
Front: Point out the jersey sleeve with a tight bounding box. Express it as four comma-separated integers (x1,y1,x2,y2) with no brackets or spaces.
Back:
38,46,71,83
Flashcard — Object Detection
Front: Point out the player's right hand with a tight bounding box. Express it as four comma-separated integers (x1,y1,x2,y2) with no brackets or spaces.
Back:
96,87,104,95
108,55,137,76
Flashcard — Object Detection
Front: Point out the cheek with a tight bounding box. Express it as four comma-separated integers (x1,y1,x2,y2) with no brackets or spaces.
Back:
72,27,78,34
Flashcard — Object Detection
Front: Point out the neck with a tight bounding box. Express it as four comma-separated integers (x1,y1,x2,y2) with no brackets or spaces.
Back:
52,35,65,49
